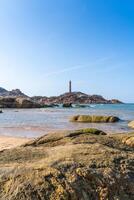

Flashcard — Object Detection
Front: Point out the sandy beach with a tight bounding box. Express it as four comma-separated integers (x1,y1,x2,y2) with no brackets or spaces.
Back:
0,135,30,151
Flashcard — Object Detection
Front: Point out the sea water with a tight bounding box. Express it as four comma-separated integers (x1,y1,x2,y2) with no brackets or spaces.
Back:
0,104,134,138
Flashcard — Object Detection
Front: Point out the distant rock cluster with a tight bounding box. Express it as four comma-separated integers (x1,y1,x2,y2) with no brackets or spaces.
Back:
32,92,122,105
0,87,122,108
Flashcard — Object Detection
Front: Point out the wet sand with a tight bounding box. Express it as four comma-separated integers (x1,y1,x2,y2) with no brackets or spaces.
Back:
0,135,30,151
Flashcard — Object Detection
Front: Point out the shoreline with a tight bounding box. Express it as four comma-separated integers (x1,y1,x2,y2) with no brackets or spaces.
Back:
0,135,30,151
0,129,133,151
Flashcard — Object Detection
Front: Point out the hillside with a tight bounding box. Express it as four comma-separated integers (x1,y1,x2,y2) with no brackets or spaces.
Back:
0,87,27,97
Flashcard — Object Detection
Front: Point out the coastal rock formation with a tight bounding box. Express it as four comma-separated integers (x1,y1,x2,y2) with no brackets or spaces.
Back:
70,115,120,123
0,87,27,97
62,103,72,108
0,129,133,200
0,97,41,108
110,99,123,104
128,121,134,128
0,87,122,105
32,92,122,105
15,98,41,108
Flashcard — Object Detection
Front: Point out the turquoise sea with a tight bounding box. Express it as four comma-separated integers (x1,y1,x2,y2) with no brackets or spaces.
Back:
0,104,134,138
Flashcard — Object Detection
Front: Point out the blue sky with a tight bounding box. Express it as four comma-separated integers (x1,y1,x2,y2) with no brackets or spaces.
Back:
0,0,134,102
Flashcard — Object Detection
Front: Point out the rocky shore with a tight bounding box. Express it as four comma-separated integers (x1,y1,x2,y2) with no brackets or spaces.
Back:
0,128,133,199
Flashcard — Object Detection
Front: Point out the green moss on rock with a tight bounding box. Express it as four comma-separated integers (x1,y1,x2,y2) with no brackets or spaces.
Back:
66,128,107,137
70,115,120,123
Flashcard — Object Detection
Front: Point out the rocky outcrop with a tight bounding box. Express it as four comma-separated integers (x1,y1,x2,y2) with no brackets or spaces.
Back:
15,98,41,108
0,129,133,200
109,99,123,104
70,115,120,123
32,92,123,105
62,103,72,108
0,97,41,108
0,87,122,105
122,135,134,147
128,121,134,128
0,97,16,108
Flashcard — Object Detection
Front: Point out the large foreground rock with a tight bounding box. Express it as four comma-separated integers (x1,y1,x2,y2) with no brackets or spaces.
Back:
70,115,120,123
0,129,133,200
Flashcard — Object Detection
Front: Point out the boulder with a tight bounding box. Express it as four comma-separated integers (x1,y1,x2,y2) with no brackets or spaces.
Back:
62,103,72,108
0,129,133,199
0,97,41,108
128,121,134,128
122,135,134,147
70,115,120,123
15,98,41,108
75,104,88,108
0,97,16,108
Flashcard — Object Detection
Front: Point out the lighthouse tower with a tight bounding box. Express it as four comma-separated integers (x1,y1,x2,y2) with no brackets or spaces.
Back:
69,80,72,93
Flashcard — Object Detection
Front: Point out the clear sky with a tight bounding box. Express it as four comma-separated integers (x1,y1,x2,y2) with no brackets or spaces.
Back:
0,0,134,102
